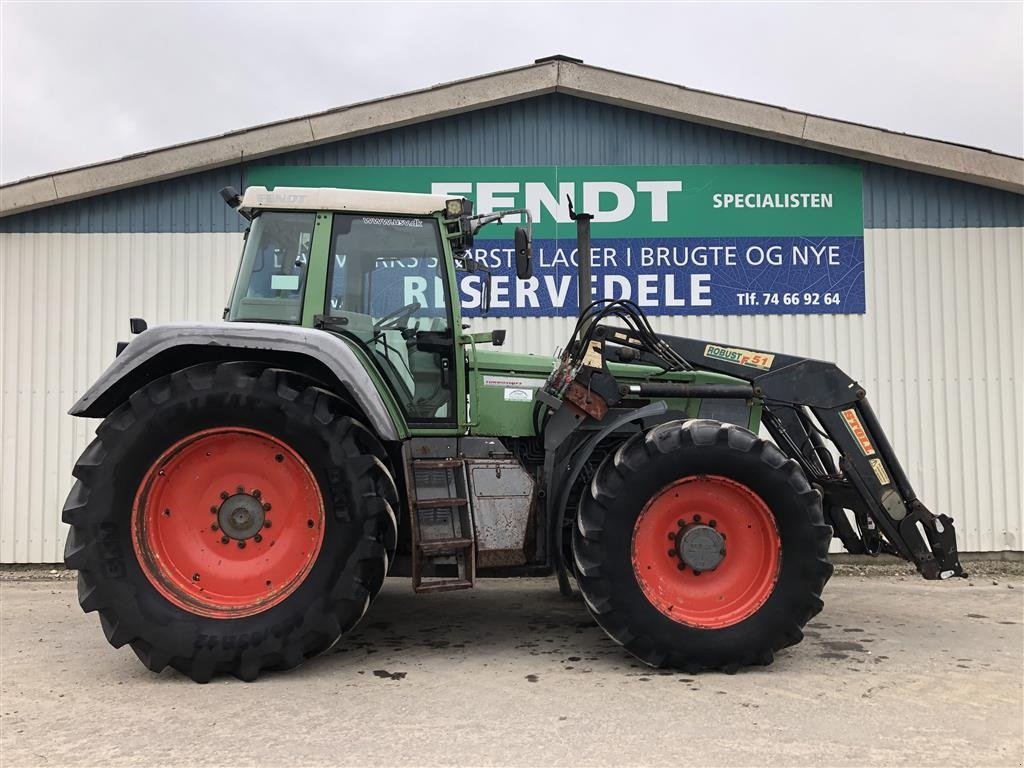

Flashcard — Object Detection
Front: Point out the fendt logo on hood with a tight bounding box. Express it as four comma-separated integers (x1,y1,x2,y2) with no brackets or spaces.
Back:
255,192,308,205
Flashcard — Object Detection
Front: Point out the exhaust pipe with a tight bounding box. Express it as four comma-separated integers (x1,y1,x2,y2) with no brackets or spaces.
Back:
568,197,594,319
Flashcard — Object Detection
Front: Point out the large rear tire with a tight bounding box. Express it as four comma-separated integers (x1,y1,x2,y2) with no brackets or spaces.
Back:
573,419,832,672
63,361,398,682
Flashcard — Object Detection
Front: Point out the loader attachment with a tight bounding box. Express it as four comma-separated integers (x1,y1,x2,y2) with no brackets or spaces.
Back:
652,335,967,580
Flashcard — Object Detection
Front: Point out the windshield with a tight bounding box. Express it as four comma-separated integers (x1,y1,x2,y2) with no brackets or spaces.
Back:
227,211,316,324
326,214,453,421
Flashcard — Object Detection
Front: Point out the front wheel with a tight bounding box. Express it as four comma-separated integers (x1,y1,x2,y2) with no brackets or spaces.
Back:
573,419,832,672
63,362,398,682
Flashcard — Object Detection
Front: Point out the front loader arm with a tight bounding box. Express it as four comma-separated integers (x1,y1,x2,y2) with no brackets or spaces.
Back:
651,336,966,580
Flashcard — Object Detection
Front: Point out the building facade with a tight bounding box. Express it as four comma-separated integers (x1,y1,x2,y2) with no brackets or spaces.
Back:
2,58,1022,562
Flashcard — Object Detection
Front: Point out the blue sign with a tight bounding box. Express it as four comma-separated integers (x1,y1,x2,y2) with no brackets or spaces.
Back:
457,236,864,317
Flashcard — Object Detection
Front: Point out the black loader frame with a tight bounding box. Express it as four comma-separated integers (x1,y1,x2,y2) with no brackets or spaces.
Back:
538,202,966,594
541,309,966,594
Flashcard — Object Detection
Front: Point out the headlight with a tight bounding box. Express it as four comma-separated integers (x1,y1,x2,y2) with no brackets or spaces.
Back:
446,199,463,216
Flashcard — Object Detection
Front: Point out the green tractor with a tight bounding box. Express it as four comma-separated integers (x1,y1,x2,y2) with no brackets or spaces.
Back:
63,185,965,682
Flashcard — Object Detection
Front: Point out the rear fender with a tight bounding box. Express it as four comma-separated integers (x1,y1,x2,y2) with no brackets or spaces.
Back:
69,322,406,442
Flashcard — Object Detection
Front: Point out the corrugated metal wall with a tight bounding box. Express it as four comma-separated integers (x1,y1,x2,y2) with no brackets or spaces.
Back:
0,233,240,561
2,92,1022,561
1,226,1021,561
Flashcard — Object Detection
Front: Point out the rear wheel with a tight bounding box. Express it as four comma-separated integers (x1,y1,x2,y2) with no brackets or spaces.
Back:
63,362,398,682
573,419,832,671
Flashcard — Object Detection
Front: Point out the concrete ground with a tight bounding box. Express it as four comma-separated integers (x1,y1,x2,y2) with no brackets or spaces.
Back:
2,570,1022,767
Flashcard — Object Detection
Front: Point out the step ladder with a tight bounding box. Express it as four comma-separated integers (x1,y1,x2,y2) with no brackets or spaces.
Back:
409,458,475,593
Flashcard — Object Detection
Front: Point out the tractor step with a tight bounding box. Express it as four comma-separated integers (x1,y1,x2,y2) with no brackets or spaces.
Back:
414,497,469,509
408,457,476,593
418,537,474,555
413,459,465,469
413,578,477,594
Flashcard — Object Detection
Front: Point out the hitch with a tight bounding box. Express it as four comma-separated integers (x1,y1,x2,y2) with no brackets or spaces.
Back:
900,503,966,579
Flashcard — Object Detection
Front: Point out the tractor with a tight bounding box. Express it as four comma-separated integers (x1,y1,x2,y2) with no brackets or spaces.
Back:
62,185,965,682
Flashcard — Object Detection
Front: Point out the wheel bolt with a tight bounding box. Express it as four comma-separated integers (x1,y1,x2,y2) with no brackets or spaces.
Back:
220,536,229,545
210,506,218,514
220,491,229,500
709,520,717,528
668,549,677,558
210,523,219,531
693,514,701,523
693,570,702,576
262,502,272,512
252,489,262,499
254,534,263,543
236,485,245,494
192,573,200,582
677,519,685,527
237,541,246,549
667,531,676,541
677,562,685,571
263,520,272,528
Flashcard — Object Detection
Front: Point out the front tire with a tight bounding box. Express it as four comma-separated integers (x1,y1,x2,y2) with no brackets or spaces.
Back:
573,419,832,672
63,362,398,682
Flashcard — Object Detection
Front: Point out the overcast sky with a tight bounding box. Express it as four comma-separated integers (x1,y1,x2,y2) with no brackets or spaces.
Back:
1,1,1021,184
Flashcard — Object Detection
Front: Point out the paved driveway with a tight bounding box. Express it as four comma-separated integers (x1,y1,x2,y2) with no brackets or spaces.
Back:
2,572,1022,767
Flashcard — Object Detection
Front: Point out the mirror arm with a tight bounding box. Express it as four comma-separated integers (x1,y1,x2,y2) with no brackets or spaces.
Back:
470,209,533,241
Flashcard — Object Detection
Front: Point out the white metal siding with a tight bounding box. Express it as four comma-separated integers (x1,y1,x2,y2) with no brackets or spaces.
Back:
0,233,240,562
1,227,1021,561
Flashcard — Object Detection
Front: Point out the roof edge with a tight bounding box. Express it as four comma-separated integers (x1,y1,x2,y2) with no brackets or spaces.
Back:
556,61,1024,194
2,59,1021,217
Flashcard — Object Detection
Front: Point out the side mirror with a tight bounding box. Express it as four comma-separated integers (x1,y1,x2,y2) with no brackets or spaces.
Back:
514,227,533,280
455,215,475,252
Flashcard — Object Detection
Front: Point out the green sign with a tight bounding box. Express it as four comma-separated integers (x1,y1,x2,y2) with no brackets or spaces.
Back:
247,164,863,238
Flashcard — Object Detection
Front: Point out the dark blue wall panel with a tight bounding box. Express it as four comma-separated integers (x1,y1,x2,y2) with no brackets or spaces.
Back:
3,94,1021,233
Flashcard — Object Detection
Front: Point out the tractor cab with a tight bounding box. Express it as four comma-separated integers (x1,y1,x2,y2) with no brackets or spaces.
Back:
225,186,476,424
223,185,536,429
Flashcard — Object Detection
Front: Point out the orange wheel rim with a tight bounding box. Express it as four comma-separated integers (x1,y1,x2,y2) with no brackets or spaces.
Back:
631,475,781,629
131,427,325,619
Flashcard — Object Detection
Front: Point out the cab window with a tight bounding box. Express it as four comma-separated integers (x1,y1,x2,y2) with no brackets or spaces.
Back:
227,211,315,324
326,214,454,422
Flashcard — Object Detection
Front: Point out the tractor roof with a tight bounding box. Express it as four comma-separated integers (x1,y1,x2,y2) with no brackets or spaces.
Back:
240,185,451,216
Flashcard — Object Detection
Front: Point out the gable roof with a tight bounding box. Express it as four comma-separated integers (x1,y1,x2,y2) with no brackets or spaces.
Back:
2,56,1022,217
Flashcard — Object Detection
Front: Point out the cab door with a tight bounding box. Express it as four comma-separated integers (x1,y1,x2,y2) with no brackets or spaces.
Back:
313,212,462,430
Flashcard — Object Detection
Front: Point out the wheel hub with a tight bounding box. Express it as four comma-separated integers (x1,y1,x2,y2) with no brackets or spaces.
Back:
676,523,726,572
218,492,266,540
